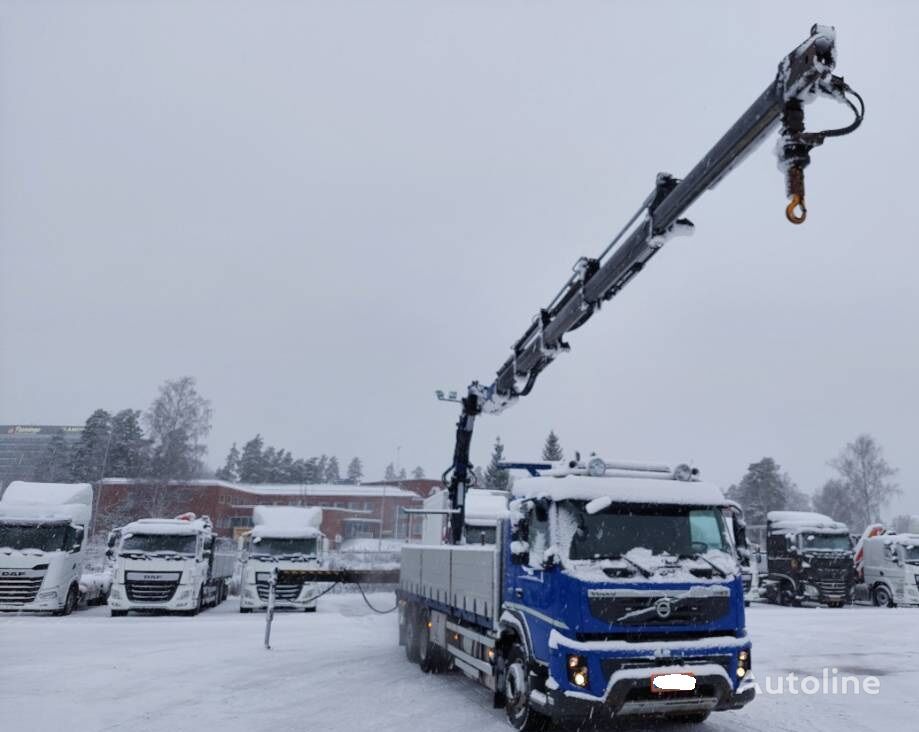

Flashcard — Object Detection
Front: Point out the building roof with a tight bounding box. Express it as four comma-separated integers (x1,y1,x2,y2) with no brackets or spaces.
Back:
99,478,419,499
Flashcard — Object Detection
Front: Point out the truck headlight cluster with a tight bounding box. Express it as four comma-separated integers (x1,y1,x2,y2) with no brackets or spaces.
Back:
737,649,751,678
567,655,589,688
37,590,59,600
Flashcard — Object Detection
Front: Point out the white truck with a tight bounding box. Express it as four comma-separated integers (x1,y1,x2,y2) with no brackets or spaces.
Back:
862,532,919,607
239,506,325,613
108,514,235,616
0,481,93,615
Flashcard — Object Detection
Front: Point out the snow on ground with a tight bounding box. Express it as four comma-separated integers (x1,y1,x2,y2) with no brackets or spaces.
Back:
1,598,917,732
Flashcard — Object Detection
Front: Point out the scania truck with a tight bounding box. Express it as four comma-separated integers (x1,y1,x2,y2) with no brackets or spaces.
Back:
108,514,235,616
238,506,325,613
0,481,92,615
761,511,854,607
398,458,754,728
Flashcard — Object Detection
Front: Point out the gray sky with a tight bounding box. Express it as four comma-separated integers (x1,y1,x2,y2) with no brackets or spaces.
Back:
1,1,917,516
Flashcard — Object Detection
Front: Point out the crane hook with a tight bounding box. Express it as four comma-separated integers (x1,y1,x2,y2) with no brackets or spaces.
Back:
785,194,806,224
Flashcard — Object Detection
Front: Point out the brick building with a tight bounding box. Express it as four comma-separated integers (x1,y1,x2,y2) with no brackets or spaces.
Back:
93,479,433,545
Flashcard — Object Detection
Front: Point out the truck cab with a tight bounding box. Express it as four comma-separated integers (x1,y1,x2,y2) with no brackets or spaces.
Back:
398,458,754,728
108,514,234,616
762,511,854,607
0,481,91,615
238,506,325,613
862,533,919,607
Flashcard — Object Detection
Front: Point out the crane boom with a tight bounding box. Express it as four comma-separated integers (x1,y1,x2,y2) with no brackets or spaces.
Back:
441,25,864,543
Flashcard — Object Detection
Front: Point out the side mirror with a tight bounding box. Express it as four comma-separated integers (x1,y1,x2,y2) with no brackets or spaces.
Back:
70,528,84,553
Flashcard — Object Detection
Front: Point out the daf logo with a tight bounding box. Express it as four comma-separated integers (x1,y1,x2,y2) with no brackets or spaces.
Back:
0,570,26,577
654,597,673,619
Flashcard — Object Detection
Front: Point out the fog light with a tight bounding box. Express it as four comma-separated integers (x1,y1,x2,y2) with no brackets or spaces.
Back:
737,648,752,678
566,655,589,687
737,667,746,678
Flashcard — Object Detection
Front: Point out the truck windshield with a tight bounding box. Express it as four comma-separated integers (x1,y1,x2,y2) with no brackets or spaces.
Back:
564,503,730,560
250,537,317,557
903,545,919,563
121,534,197,555
800,533,851,551
0,523,69,552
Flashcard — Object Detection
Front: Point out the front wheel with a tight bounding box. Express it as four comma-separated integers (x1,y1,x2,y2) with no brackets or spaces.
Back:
873,585,896,608
504,644,549,732
54,585,79,616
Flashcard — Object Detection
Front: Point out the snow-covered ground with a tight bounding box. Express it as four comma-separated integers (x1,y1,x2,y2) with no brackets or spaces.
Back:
1,597,917,731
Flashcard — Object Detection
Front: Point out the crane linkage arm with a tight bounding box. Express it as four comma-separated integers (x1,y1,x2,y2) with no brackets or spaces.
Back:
442,25,864,544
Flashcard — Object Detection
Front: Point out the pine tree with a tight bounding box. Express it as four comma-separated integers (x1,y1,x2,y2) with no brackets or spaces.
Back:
347,457,364,484
107,409,150,478
384,462,397,481
316,455,329,484
263,446,278,482
542,430,563,461
325,456,341,483
70,409,113,482
238,435,265,483
484,437,510,491
33,433,74,482
725,457,809,526
304,457,320,484
278,450,295,483
216,443,240,482
411,466,425,479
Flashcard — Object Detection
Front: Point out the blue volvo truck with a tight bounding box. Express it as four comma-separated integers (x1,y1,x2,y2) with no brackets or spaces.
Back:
398,457,755,728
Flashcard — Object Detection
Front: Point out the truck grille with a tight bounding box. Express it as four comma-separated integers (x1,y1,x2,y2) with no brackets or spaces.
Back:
124,571,181,602
815,580,847,595
588,588,731,626
255,573,303,601
0,568,46,605
602,654,733,680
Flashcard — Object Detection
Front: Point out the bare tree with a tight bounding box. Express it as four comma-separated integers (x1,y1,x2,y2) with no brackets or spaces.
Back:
826,434,899,531
145,376,213,479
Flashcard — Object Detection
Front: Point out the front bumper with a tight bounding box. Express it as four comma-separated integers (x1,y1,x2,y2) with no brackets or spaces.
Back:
239,581,321,609
107,584,198,611
544,632,754,719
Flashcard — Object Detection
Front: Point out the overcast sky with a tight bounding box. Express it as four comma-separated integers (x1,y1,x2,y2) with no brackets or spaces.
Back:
1,1,916,515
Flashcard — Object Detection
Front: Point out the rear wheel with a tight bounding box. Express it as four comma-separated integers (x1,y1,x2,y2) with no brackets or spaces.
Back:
504,644,549,731
403,605,420,663
873,585,895,608
417,613,450,673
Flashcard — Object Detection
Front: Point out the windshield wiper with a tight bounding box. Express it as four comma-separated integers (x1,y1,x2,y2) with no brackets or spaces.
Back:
682,552,727,578
611,554,653,578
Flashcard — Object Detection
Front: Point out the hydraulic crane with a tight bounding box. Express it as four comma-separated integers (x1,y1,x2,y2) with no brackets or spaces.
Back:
441,25,864,544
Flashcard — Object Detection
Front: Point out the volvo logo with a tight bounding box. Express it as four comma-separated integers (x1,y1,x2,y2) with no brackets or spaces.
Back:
654,597,673,619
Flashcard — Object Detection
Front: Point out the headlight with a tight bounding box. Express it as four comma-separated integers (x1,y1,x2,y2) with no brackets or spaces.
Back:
176,589,191,600
567,655,589,688
37,590,59,600
737,649,751,678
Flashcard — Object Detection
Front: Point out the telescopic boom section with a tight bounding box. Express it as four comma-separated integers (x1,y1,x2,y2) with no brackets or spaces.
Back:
443,25,864,543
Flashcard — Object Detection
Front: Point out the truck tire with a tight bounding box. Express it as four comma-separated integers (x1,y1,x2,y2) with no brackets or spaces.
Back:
504,644,549,732
417,613,450,674
110,609,129,617
873,584,895,608
53,585,79,616
404,605,421,663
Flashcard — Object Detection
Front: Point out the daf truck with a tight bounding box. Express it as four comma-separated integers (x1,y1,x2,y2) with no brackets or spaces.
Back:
108,513,234,616
0,481,92,615
761,511,855,607
398,458,755,728
239,506,326,613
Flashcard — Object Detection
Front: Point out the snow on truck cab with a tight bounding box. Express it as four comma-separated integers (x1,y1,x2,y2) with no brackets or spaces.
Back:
861,532,919,608
108,513,234,616
0,481,92,615
397,458,754,728
238,506,325,613
762,511,855,607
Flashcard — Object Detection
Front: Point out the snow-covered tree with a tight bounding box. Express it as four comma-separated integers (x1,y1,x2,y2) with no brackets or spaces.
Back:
316,455,329,484
144,377,212,479
70,409,112,482
347,457,364,483
725,457,809,526
484,437,510,491
216,443,240,482
411,465,425,479
238,435,265,483
542,430,563,461
33,433,74,482
398,467,407,481
819,434,899,532
107,409,150,478
325,456,341,483
384,462,397,481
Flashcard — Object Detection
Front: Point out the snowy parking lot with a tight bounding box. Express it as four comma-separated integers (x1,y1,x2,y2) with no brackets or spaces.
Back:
2,595,917,732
